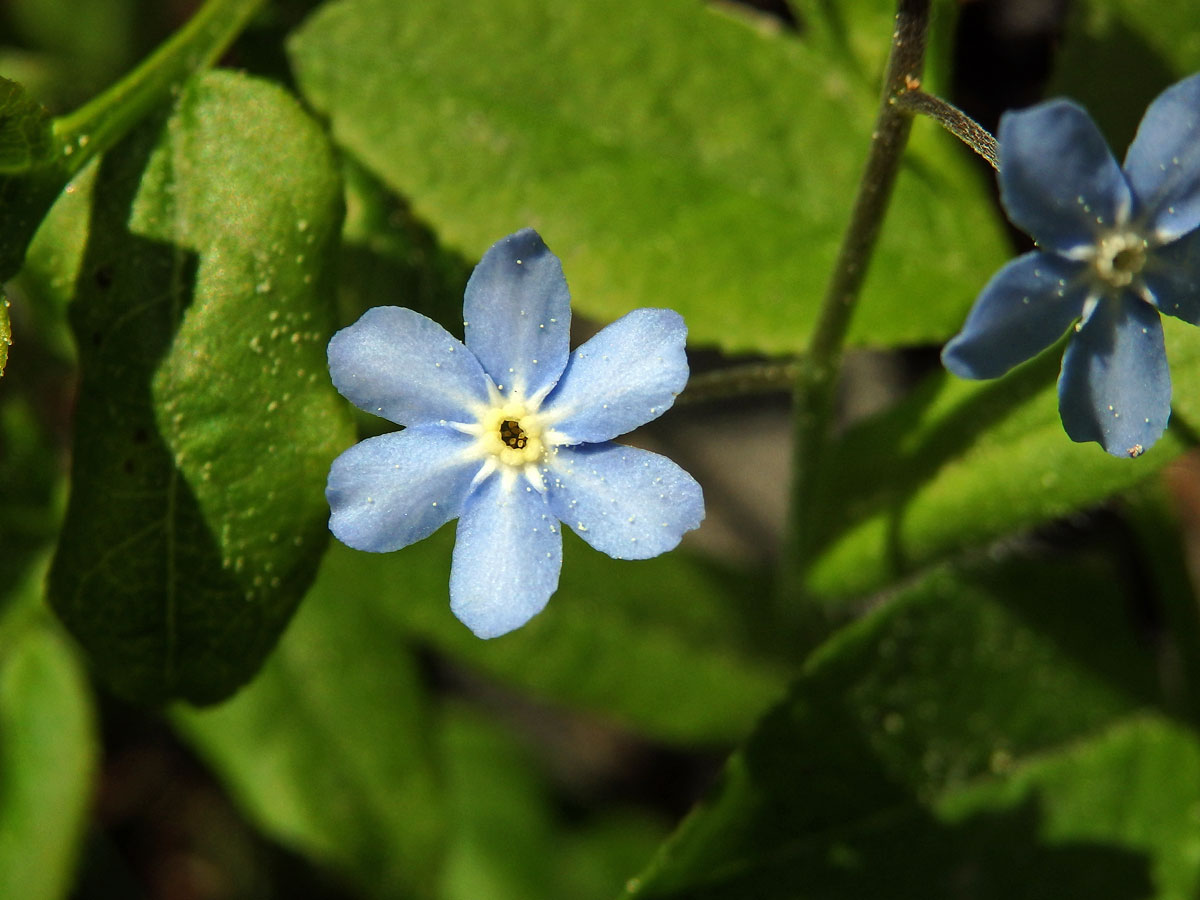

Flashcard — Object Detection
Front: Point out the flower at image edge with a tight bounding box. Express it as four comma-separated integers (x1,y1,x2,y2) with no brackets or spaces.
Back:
325,229,705,637
942,72,1200,458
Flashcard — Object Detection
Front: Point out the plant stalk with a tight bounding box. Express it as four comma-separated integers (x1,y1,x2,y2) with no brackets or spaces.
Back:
780,0,932,615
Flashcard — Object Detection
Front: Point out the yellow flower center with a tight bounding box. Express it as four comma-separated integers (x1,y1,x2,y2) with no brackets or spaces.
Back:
476,403,546,468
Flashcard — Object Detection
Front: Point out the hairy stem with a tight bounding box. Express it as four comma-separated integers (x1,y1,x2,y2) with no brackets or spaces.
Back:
781,0,931,614
894,89,998,170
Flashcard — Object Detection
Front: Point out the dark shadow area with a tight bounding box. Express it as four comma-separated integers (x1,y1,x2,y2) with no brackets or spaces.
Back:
639,681,1154,899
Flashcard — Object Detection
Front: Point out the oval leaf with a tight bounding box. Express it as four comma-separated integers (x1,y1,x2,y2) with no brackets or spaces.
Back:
48,70,352,704
287,0,1009,354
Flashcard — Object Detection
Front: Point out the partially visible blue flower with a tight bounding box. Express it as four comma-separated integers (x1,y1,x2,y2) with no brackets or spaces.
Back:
942,73,1200,458
326,229,705,637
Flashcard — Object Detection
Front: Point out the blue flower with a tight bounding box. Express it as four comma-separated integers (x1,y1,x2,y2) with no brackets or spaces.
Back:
326,229,705,637
942,73,1200,458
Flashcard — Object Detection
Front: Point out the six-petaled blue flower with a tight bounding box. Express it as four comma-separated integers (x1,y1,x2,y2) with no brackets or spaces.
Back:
942,73,1200,458
326,229,705,638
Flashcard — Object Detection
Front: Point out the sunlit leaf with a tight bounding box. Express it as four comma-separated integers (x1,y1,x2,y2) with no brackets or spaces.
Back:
48,70,352,704
288,0,1008,354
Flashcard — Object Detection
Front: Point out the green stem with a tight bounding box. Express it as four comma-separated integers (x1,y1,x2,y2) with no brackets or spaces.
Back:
894,89,998,170
51,0,266,178
781,0,931,609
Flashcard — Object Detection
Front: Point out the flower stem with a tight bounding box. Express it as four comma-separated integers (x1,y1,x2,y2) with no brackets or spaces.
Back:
894,89,998,170
780,0,931,614
51,0,266,178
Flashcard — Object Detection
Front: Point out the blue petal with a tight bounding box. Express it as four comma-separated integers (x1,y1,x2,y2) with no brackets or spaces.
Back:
544,443,704,560
328,307,490,426
327,426,482,552
541,309,689,444
463,229,571,402
449,473,562,638
1123,73,1200,242
1144,226,1200,324
941,252,1089,379
1058,296,1170,457
999,100,1131,252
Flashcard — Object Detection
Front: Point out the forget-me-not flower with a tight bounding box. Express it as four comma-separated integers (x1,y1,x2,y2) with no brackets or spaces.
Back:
942,73,1200,458
326,229,705,637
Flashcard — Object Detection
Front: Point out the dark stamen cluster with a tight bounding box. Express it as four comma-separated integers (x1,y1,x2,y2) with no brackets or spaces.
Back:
499,418,528,450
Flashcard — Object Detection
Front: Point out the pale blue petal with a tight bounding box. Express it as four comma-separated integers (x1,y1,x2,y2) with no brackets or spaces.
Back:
1123,73,1200,242
463,229,571,401
1058,296,1170,458
1144,227,1200,324
328,306,490,426
327,426,482,552
542,309,689,444
544,443,703,560
999,100,1131,252
942,252,1089,379
450,474,562,638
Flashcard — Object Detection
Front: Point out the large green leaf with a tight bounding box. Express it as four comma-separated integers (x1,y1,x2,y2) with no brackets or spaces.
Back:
0,562,97,900
288,0,1009,355
316,532,786,745
625,556,1195,898
804,317,1200,599
48,70,353,704
173,554,444,899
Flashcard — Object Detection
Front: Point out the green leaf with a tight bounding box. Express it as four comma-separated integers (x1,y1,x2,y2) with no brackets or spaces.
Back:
1051,0,1200,153
288,0,1009,354
0,76,55,172
0,0,266,292
173,554,443,899
48,70,353,704
0,562,98,900
0,77,66,286
626,556,1187,898
803,319,1200,599
316,532,787,744
338,156,473,336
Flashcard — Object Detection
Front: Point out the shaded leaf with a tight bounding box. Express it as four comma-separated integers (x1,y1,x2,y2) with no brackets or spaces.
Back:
0,561,97,900
439,705,669,900
0,76,67,290
48,70,352,704
288,0,1008,354
1051,0,1200,153
626,555,1187,898
317,532,786,744
0,75,55,172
